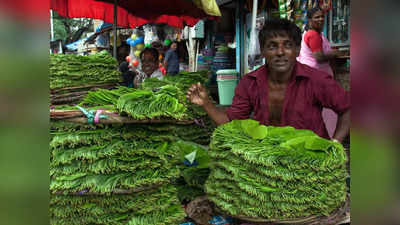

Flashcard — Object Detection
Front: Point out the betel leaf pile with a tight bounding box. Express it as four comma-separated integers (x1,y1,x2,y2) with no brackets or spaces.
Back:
206,120,348,220
50,121,186,225
140,70,209,91
116,85,187,120
50,51,120,90
141,71,210,119
78,70,210,120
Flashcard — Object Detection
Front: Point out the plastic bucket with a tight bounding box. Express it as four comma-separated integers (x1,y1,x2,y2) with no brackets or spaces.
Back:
216,69,237,75
217,78,238,105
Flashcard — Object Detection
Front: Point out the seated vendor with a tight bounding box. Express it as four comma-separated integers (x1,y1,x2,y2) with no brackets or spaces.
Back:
186,18,350,142
134,47,163,88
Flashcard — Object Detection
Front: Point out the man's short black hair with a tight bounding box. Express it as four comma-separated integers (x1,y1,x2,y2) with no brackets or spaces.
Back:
260,18,302,49
140,47,159,62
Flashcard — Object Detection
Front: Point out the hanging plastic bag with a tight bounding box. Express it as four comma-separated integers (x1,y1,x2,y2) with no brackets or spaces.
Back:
143,25,159,47
163,25,177,42
248,11,266,69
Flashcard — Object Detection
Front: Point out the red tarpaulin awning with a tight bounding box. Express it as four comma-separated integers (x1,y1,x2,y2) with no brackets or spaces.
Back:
95,0,210,19
50,0,204,28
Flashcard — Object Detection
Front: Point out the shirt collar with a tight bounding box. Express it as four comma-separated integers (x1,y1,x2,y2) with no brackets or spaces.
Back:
247,62,312,79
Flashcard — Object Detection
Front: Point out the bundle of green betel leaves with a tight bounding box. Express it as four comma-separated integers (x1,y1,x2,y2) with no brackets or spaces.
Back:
50,51,121,90
50,51,121,106
49,68,215,224
50,121,189,225
77,71,210,120
206,119,348,221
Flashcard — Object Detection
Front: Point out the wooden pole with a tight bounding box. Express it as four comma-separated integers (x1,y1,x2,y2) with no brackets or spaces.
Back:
113,0,117,59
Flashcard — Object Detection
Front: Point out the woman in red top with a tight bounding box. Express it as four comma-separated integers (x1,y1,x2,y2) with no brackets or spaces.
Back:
297,7,344,138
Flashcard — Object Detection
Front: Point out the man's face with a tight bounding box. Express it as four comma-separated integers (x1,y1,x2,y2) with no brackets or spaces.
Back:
141,52,158,76
170,43,177,51
262,34,299,74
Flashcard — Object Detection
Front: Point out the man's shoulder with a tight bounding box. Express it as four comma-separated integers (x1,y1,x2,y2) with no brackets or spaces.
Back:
296,62,332,81
240,66,266,81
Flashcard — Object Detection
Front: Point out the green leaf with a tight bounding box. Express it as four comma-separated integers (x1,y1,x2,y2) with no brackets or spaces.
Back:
239,119,268,139
240,119,260,134
304,136,332,152
249,125,268,139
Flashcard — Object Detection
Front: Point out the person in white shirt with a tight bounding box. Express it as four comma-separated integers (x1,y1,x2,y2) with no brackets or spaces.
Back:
134,47,163,88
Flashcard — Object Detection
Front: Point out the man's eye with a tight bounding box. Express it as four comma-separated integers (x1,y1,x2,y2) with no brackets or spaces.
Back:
285,42,293,48
267,44,276,49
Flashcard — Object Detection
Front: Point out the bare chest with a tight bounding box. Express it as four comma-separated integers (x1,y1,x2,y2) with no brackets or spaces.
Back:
268,84,287,126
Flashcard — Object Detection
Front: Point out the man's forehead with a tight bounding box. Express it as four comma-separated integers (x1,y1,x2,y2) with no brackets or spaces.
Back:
142,53,157,61
143,52,155,58
265,34,294,43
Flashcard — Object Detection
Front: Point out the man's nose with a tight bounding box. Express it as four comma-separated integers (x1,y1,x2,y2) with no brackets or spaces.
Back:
276,45,284,55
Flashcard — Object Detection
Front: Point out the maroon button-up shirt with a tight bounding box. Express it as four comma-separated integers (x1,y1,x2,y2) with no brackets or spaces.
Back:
226,62,350,139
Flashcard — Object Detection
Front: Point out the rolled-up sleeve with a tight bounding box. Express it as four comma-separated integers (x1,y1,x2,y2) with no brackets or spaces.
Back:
313,73,350,115
226,79,253,120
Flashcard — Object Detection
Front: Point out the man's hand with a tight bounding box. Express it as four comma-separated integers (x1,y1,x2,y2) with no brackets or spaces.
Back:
186,82,230,125
186,83,210,106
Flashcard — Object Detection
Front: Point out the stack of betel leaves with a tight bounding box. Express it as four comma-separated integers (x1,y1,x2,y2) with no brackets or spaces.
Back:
140,70,210,119
77,70,211,120
140,70,209,91
50,121,187,225
49,68,215,224
50,51,120,105
50,51,120,89
206,119,348,221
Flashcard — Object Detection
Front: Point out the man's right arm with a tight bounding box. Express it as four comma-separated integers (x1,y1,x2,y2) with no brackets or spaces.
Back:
163,51,170,68
186,83,229,125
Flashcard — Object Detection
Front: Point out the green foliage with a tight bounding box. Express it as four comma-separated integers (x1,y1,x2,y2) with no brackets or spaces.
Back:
50,184,179,218
79,86,133,107
50,185,185,225
74,70,212,121
142,120,215,145
49,110,211,224
127,204,186,225
141,70,209,91
115,85,187,120
170,140,210,168
206,119,348,220
141,71,210,119
50,51,120,89
51,11,93,43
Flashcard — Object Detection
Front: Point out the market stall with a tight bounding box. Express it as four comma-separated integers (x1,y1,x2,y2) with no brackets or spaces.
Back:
49,0,351,224
50,63,349,224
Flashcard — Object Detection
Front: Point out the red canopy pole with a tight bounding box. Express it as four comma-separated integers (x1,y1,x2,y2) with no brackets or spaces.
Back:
113,0,117,59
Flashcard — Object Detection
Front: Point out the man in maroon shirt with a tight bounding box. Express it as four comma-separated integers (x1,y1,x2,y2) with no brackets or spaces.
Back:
187,19,350,142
